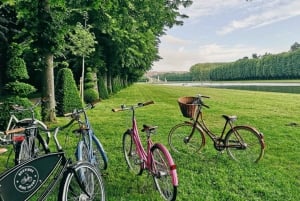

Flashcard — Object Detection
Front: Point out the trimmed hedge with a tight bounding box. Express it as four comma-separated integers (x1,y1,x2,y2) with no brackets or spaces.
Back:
55,68,82,116
84,68,99,103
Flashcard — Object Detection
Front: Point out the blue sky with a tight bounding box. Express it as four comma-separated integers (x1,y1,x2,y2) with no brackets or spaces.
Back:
152,0,300,72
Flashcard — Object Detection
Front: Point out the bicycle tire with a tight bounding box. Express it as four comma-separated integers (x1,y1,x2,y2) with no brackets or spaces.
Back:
91,135,108,170
168,122,205,154
14,129,49,165
225,125,265,163
76,140,89,161
77,134,108,171
151,143,178,201
58,162,105,201
15,138,31,164
122,130,143,175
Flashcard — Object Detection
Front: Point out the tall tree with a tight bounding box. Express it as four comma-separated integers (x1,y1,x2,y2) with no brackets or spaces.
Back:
15,0,68,122
67,21,97,102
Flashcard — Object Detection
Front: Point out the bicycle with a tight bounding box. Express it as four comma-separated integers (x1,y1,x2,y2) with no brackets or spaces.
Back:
64,102,108,171
0,123,105,200
168,95,265,163
0,99,50,166
112,101,178,201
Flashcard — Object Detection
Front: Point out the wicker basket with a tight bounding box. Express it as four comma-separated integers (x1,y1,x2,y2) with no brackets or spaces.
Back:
177,97,197,118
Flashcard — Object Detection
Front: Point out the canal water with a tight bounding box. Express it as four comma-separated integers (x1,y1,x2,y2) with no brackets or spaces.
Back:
159,82,300,94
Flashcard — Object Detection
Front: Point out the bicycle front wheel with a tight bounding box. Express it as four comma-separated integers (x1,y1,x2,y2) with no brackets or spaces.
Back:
58,162,105,201
122,130,142,175
92,135,108,170
225,126,265,163
168,122,205,154
76,140,89,161
151,144,177,201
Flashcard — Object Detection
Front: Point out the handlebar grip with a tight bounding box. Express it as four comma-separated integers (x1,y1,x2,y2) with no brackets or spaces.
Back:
201,95,210,99
64,113,73,117
4,127,26,135
112,108,123,112
142,100,154,106
202,103,210,108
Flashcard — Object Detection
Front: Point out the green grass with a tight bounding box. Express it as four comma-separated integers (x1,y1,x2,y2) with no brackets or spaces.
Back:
1,83,300,200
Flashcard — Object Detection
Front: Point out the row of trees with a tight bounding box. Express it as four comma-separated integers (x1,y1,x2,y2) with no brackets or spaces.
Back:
0,0,192,122
210,48,300,80
156,43,300,82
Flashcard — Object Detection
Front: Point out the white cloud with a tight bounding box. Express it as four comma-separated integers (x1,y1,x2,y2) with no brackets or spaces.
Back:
218,1,300,34
180,0,242,19
152,37,272,72
152,0,300,72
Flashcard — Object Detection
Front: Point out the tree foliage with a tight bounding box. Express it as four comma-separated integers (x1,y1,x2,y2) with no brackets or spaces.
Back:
1,0,193,120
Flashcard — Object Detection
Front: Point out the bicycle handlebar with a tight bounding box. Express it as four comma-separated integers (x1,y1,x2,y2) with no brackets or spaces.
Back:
10,98,47,113
4,127,26,135
112,100,154,112
64,101,99,118
195,94,210,108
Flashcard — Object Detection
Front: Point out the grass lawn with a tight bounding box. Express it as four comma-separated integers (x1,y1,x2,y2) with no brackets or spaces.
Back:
1,83,300,200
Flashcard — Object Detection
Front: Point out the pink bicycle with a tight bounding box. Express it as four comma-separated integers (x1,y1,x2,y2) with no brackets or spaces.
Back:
112,101,178,201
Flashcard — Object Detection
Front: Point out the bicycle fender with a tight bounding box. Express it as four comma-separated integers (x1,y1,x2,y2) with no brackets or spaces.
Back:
151,143,178,186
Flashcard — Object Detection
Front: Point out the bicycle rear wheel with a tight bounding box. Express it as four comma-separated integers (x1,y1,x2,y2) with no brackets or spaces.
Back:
14,128,48,165
15,138,31,164
151,144,178,201
14,119,49,155
58,162,105,201
168,122,205,154
225,126,265,163
122,130,142,175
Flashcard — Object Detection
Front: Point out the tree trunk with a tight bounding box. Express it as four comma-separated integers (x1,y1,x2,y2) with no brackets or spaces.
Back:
42,53,56,122
107,70,112,94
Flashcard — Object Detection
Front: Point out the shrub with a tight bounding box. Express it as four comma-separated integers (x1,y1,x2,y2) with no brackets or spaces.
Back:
55,68,82,116
5,43,35,97
84,88,99,103
4,81,36,97
83,67,100,103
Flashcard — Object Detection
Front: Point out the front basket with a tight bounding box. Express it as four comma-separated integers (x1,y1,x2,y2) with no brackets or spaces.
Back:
177,97,197,118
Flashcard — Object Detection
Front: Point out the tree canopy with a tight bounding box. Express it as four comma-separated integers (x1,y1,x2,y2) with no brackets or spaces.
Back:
0,0,192,121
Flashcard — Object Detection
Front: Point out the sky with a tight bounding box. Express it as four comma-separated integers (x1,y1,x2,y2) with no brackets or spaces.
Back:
151,0,300,72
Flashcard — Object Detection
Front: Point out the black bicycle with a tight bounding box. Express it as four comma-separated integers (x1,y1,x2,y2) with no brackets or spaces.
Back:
0,124,105,201
0,99,50,166
168,95,265,163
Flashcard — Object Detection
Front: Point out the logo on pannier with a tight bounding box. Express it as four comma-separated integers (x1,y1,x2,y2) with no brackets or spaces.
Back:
14,166,39,192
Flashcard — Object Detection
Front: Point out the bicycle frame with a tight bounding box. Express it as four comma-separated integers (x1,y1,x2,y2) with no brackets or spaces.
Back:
66,103,108,170
130,111,153,171
193,108,233,143
82,109,106,166
124,103,178,185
